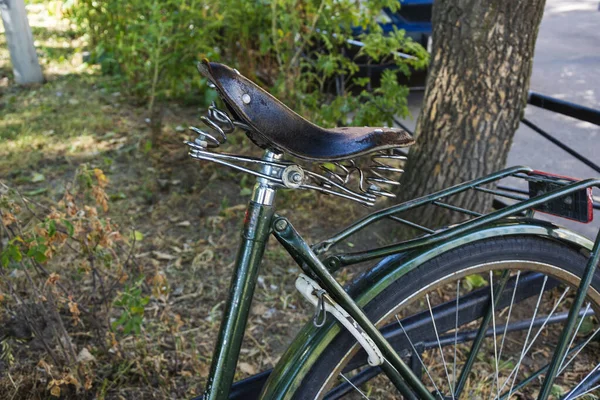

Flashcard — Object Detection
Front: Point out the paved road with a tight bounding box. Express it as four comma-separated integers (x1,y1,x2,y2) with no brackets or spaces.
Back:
401,0,600,238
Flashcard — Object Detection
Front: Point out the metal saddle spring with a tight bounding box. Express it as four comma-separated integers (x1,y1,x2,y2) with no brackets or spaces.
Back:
319,150,407,199
189,102,236,150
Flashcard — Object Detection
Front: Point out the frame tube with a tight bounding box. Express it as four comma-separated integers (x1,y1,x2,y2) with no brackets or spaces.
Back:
537,228,600,399
260,220,595,399
203,200,274,400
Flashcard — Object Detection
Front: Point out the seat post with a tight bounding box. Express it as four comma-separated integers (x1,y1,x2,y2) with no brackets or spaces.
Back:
203,149,281,400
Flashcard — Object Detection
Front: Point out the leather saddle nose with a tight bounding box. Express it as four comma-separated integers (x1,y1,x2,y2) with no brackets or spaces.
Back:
198,60,414,161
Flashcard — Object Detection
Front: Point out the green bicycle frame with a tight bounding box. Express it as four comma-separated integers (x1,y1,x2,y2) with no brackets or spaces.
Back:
202,150,434,399
202,198,274,400
202,155,600,400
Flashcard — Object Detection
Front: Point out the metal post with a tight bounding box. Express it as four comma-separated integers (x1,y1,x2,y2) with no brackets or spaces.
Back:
0,0,44,84
203,151,279,400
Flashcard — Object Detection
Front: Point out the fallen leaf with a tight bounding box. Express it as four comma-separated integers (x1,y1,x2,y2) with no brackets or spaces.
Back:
77,348,96,363
238,362,256,375
50,384,61,397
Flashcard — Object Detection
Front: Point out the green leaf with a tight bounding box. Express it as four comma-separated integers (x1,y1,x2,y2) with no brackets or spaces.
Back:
112,313,128,330
11,245,22,262
551,384,564,397
130,306,145,314
62,220,75,237
579,317,595,336
110,192,127,201
123,319,134,334
24,188,48,197
130,230,144,242
239,188,252,197
33,251,47,263
48,220,56,237
464,274,488,289
1,252,9,268
30,172,45,183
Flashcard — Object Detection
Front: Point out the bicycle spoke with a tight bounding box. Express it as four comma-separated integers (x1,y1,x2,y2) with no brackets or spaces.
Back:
396,315,444,398
563,363,600,400
455,270,510,398
490,271,501,400
488,271,521,400
497,271,520,365
567,383,600,400
501,286,571,396
503,283,571,398
558,303,591,372
559,324,600,375
427,294,455,399
340,373,371,400
453,279,460,397
502,275,548,398
498,338,591,400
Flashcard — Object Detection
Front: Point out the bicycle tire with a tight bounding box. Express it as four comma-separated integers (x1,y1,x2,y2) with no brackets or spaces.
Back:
292,236,600,400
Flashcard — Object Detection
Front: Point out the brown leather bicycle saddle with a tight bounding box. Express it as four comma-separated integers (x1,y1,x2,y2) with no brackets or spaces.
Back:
197,60,414,161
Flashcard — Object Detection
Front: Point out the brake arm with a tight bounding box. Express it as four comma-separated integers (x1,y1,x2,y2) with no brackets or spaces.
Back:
295,274,384,366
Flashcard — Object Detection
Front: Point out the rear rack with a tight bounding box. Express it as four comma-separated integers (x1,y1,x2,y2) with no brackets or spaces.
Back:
314,166,600,269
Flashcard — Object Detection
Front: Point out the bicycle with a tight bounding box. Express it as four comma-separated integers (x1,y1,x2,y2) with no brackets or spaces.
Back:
188,60,600,400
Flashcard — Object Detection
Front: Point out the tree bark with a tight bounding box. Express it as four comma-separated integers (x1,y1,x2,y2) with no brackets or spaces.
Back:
398,0,545,228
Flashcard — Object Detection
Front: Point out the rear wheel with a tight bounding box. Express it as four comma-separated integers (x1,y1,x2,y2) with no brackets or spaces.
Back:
294,236,600,399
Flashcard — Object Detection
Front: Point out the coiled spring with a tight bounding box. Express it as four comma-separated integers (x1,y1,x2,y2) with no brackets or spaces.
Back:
189,103,237,150
318,149,407,200
366,150,407,197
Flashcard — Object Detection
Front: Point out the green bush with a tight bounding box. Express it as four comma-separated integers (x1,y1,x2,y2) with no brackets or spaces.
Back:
65,0,428,126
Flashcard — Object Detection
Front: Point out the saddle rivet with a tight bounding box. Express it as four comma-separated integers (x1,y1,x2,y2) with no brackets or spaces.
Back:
242,94,252,104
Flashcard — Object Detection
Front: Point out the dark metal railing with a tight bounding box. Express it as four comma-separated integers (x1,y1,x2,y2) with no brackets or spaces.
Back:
528,91,600,127
392,90,600,211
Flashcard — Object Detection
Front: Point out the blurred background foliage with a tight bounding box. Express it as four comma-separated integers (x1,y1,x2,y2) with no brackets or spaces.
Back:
0,2,428,397
63,0,428,126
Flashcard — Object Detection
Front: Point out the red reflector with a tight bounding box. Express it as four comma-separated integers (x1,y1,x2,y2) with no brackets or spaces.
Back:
528,171,593,223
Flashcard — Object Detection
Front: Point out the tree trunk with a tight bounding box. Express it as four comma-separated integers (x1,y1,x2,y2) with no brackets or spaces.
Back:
398,0,545,228
0,0,44,85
